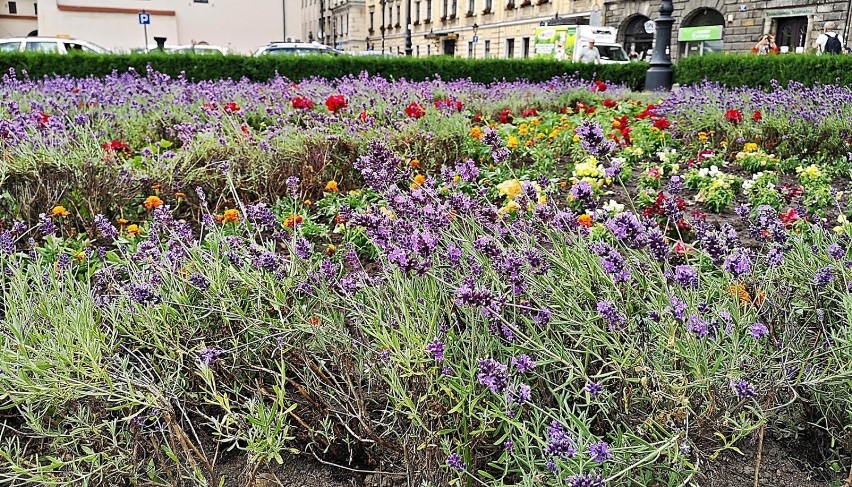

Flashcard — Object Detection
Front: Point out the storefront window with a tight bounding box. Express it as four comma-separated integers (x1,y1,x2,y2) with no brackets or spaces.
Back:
679,8,724,58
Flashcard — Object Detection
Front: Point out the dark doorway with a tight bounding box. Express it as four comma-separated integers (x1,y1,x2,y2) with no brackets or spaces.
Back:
775,16,807,53
622,15,653,60
443,39,456,56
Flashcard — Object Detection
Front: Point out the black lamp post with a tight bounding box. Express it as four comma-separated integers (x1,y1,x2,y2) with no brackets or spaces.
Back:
405,0,413,56
644,0,675,91
380,0,386,53
472,23,479,59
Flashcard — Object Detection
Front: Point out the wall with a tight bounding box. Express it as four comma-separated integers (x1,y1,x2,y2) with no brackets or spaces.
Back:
38,0,290,54
0,0,38,37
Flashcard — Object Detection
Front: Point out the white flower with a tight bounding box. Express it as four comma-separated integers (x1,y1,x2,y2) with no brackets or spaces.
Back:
603,199,625,215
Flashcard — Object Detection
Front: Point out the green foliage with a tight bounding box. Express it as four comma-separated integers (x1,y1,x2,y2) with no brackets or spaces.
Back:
674,53,852,88
0,52,650,89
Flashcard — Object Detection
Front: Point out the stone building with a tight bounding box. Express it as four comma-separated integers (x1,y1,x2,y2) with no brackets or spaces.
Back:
605,0,851,61
358,0,603,57
302,0,367,51
0,0,38,38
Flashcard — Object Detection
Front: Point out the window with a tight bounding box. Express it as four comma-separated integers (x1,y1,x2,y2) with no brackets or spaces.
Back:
426,0,432,20
522,37,530,57
415,1,420,22
193,0,209,3
64,42,97,53
468,0,474,13
0,41,21,52
506,38,515,58
396,5,400,25
484,39,490,58
388,5,392,26
25,41,58,53
427,44,431,55
34,2,37,15
451,0,456,16
443,0,448,17
484,0,492,11
416,45,420,56
370,11,374,31
8,1,17,14
468,41,474,58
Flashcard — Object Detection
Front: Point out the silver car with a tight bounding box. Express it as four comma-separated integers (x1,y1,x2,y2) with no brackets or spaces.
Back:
254,42,341,57
0,37,109,54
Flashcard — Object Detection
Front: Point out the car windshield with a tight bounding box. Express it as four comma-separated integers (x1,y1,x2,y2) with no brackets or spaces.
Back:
171,47,223,55
597,45,627,61
0,41,21,52
263,47,334,56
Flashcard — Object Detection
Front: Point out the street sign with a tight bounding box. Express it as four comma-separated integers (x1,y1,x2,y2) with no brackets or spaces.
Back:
644,20,656,34
472,35,479,43
138,13,151,25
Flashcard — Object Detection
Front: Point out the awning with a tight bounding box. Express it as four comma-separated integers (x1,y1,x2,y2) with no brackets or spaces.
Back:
678,25,723,42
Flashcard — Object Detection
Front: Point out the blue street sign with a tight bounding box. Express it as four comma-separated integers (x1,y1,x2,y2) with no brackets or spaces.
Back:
138,13,151,25
472,35,479,43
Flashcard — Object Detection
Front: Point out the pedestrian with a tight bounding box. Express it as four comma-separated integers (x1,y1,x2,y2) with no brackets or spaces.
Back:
579,40,601,64
751,34,779,55
815,21,843,54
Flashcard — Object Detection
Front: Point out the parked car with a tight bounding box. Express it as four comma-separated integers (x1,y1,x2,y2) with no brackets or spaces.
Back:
349,50,399,57
0,37,109,54
254,42,341,57
143,44,229,55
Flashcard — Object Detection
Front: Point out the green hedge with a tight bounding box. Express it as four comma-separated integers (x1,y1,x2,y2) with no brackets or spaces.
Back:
674,53,852,88
0,52,649,89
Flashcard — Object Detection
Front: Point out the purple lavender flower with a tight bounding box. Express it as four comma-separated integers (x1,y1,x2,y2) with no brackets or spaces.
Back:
723,250,751,278
533,306,552,327
544,421,577,458
669,175,683,195
0,231,14,255
199,346,225,366
828,243,845,260
575,120,616,156
596,300,625,330
584,381,603,397
671,264,699,288
38,213,57,237
606,213,648,249
766,246,785,267
446,452,465,472
507,383,532,405
512,354,536,373
731,378,757,398
286,176,300,197
441,365,454,376
669,296,688,320
354,140,404,192
591,242,631,283
749,322,768,339
128,282,161,306
477,358,509,393
93,214,118,240
294,238,312,259
687,314,709,337
814,266,835,286
188,273,210,291
245,203,278,228
588,441,613,463
504,439,514,452
425,337,446,362
455,159,479,183
567,472,605,487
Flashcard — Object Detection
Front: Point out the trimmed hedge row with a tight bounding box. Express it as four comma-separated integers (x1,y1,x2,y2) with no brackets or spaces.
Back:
0,52,650,89
674,53,852,88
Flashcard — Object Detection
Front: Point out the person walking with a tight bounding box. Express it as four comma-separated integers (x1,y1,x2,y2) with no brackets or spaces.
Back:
815,21,844,54
579,40,601,64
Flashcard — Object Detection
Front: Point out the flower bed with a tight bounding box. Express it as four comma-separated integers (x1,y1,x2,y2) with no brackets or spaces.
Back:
1,71,851,485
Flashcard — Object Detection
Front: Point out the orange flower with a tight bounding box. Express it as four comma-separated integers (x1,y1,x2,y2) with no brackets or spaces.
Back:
117,218,129,226
578,214,593,227
51,205,70,217
411,174,426,189
410,159,421,168
126,224,141,236
325,180,339,193
222,209,240,223
559,181,567,189
470,127,483,140
151,183,161,191
325,244,336,256
728,284,751,304
144,195,163,210
175,192,186,199
284,215,304,228
309,316,321,326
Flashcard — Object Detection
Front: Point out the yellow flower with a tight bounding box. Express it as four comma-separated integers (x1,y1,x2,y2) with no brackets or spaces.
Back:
144,195,163,210
303,199,312,206
507,136,519,149
452,175,461,184
498,200,521,215
411,174,427,189
126,224,141,236
325,180,339,193
51,205,70,217
325,244,336,256
698,132,709,143
222,209,240,223
572,134,580,142
175,192,186,199
496,179,522,200
117,218,129,226
743,142,759,153
470,127,483,139
75,251,86,262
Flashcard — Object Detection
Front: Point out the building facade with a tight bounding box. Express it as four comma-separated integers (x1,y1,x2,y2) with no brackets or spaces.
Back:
606,0,851,61
0,0,38,38
2,0,303,54
357,0,605,57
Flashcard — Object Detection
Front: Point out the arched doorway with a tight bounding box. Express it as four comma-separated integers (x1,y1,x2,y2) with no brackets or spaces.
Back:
621,15,653,61
678,8,725,58
27,30,38,37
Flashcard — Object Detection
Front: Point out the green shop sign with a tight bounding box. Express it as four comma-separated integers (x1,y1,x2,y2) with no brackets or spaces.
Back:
678,25,724,42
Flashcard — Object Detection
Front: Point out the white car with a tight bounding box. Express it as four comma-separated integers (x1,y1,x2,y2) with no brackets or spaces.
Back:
144,44,229,55
254,42,341,57
0,37,109,54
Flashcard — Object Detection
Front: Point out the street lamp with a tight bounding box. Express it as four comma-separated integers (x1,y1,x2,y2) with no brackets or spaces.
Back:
644,0,675,91
405,0,413,56
472,23,479,59
380,0,386,53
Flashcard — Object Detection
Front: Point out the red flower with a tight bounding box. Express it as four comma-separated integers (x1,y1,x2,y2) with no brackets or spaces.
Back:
752,110,762,122
521,108,538,117
102,140,131,156
725,109,744,124
434,98,464,112
498,108,513,124
602,98,618,108
593,80,608,92
585,106,596,115
653,118,671,130
779,208,800,228
291,96,315,110
560,107,570,114
359,110,369,122
38,112,50,126
405,102,426,119
325,94,347,114
223,102,240,114
635,104,656,119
